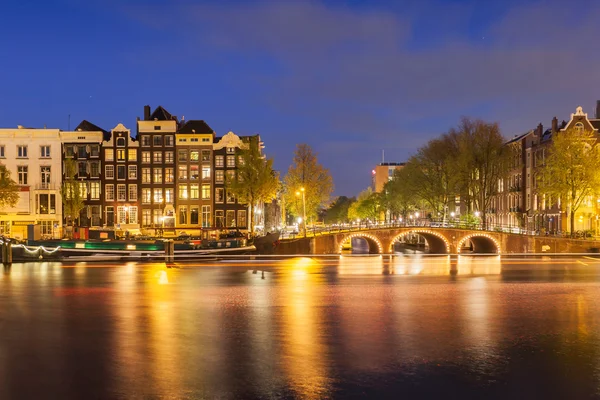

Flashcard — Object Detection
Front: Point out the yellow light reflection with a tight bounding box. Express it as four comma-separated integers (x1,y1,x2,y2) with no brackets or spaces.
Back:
338,255,383,275
456,255,501,275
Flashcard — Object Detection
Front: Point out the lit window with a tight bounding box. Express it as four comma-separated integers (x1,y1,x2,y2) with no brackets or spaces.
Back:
190,184,199,200
129,184,137,201
179,185,188,200
117,184,126,201
105,149,114,161
202,184,210,199
105,184,114,201
128,165,137,179
153,188,163,203
128,149,137,161
105,165,114,179
153,151,162,163
165,151,174,163
215,156,224,167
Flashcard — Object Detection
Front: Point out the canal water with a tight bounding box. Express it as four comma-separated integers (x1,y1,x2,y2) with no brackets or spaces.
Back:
2,256,600,399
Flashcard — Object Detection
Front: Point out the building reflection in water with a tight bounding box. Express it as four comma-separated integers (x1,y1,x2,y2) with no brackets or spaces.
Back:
279,258,331,399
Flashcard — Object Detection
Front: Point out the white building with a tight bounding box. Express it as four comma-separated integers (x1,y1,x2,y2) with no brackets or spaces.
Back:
0,126,63,239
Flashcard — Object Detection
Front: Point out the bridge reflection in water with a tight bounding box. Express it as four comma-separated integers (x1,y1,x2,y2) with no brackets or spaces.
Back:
339,255,501,276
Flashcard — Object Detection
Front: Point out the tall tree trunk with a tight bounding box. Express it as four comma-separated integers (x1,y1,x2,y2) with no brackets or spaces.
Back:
249,203,254,238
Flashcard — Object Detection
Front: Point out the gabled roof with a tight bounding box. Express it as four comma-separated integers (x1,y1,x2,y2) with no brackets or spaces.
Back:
178,120,214,134
505,130,531,145
75,120,110,141
150,106,175,121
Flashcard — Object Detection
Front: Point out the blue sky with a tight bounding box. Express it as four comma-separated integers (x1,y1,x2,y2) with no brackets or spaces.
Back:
2,0,600,196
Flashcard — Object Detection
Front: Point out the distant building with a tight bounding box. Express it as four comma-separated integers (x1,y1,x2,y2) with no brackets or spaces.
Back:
372,162,405,193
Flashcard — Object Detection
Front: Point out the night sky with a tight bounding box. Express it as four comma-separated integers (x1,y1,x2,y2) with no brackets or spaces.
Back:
2,0,599,196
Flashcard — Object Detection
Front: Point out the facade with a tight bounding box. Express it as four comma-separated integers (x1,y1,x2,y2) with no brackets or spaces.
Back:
101,123,140,235
0,126,63,239
372,162,405,193
60,120,106,238
212,132,253,232
175,120,215,237
137,106,177,235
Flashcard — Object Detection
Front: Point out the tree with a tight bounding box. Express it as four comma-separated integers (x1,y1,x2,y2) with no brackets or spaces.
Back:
61,158,86,238
283,144,334,222
381,168,418,220
226,138,280,236
451,117,510,228
0,163,19,210
323,196,354,224
347,188,380,222
538,127,600,236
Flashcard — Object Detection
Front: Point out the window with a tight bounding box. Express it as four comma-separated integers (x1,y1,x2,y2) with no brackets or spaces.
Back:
190,184,199,200
227,147,235,154
142,168,151,183
226,155,235,167
202,167,211,180
165,188,174,203
165,151,174,163
238,210,247,228
40,145,50,158
178,150,187,162
165,135,174,146
154,125,161,131
215,188,224,203
202,138,210,143
153,136,162,146
179,138,187,143
116,137,125,147
215,211,224,228
105,184,114,201
37,194,56,215
226,170,235,183
575,122,584,134
90,162,99,177
79,182,88,198
226,210,235,227
202,206,211,227
153,188,163,204
215,156,224,167
165,168,174,183
90,145,100,157
215,170,224,183
153,151,162,163
179,206,187,225
78,162,87,176
142,209,152,227
129,184,137,201
117,206,127,224
128,206,138,225
153,168,163,183
202,184,211,199
190,207,199,225
0,145,4,157
90,182,100,199
105,149,114,161
142,151,151,163
202,150,211,162
117,165,126,180
117,184,126,201
66,145,74,158
106,206,115,226
190,165,199,180
190,150,199,161
17,145,27,158
142,135,151,146
128,149,137,161
226,189,235,203
18,166,27,185
40,166,51,188
153,209,163,226
117,149,126,161
91,205,101,226
128,165,137,179
179,185,188,200
142,188,151,204
191,138,199,142
78,145,86,158
105,165,114,179
178,166,188,180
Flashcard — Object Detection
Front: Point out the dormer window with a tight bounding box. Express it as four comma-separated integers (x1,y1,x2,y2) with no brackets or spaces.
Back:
116,137,126,147
575,122,584,134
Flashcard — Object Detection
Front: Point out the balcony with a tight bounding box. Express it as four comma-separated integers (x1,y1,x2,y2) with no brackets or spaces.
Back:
34,183,59,191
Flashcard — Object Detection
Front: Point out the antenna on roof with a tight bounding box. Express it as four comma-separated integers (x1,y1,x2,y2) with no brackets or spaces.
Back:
382,149,385,164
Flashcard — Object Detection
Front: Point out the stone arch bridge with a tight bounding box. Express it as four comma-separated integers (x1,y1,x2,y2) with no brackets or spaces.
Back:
276,227,600,255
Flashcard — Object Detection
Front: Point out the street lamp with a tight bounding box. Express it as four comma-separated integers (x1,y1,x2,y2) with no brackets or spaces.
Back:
295,187,306,236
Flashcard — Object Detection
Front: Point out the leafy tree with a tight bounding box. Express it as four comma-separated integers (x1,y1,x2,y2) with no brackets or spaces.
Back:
323,196,354,224
348,188,380,222
226,138,280,236
61,158,85,238
381,167,418,220
538,127,600,236
0,163,19,210
283,144,334,222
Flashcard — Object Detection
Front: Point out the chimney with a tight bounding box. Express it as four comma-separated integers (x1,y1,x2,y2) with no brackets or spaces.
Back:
144,105,151,121
596,100,600,119
552,117,558,132
537,123,543,137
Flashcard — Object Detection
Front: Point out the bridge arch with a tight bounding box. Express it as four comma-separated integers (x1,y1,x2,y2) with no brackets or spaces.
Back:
389,229,451,254
457,233,501,254
338,233,383,254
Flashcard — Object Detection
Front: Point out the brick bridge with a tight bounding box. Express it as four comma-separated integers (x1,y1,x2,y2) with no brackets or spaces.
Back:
276,227,600,255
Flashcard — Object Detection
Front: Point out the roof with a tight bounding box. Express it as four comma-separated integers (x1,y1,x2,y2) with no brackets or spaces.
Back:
590,119,600,130
150,106,175,121
178,120,214,134
505,130,531,145
75,120,110,141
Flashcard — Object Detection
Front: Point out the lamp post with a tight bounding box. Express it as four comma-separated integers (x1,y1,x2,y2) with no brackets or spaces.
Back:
296,187,306,237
